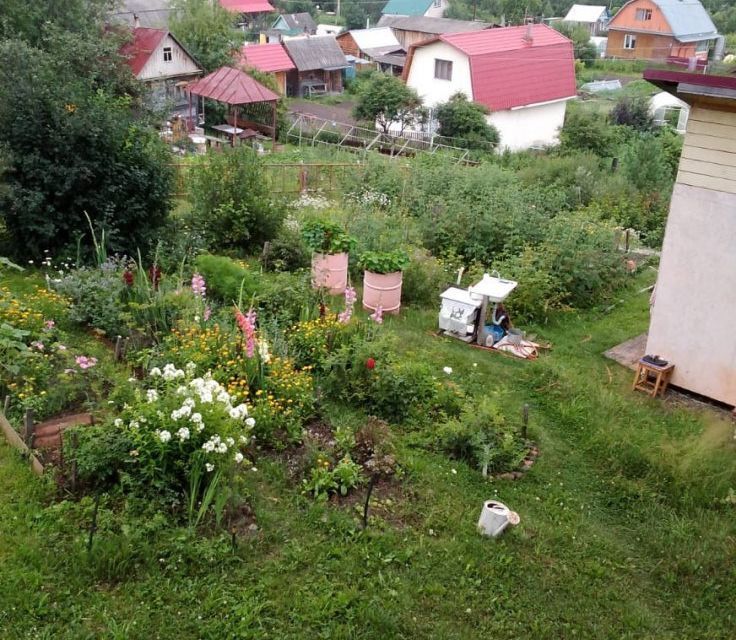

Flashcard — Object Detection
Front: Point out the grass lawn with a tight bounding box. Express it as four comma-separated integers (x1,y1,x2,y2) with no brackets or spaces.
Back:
1,274,735,639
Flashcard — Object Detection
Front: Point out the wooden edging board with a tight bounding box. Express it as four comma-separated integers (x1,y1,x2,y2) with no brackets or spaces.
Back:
0,410,44,476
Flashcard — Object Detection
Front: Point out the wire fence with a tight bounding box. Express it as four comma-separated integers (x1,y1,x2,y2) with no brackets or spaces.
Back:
170,161,368,198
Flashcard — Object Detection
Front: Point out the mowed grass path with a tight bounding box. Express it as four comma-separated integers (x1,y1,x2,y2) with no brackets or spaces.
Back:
1,276,735,639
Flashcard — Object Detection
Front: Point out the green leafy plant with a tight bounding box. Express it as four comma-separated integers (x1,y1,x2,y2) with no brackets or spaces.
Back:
302,454,364,501
301,219,356,255
359,250,410,275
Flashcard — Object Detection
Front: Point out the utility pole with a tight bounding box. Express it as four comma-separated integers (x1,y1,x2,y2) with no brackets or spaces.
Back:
472,0,477,21
336,0,341,17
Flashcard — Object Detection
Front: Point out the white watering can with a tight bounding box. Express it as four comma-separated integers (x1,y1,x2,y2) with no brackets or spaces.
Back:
477,500,520,537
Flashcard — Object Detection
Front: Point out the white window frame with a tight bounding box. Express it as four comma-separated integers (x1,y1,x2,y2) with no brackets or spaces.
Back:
434,58,452,81
695,40,709,53
432,0,441,7
635,8,652,20
624,34,637,50
163,46,173,62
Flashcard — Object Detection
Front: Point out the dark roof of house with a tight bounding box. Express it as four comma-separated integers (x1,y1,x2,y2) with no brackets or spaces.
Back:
275,12,317,33
610,0,717,42
644,68,736,104
379,15,490,34
188,66,279,104
111,0,170,29
283,36,348,71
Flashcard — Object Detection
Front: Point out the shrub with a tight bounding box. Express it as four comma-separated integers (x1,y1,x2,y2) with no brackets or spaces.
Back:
610,96,654,132
434,92,499,148
194,255,257,304
437,397,526,476
359,249,410,274
188,146,283,253
263,224,311,272
401,249,451,307
301,219,356,254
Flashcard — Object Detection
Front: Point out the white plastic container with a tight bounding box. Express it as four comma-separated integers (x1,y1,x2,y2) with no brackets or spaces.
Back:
477,500,520,537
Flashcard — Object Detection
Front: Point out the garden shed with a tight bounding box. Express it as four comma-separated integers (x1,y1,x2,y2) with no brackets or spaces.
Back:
187,66,280,145
282,36,349,97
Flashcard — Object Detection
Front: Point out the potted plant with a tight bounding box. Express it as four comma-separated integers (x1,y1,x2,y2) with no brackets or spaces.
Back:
302,220,356,295
359,250,410,314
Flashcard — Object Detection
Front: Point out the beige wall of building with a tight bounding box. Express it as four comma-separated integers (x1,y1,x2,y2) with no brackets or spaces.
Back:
647,104,736,406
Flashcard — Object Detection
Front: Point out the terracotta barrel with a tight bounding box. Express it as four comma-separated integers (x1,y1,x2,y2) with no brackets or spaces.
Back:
362,270,402,314
311,252,348,295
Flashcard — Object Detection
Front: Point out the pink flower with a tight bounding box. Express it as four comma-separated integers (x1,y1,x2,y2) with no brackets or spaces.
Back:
31,341,45,351
75,355,98,370
235,307,257,358
191,272,206,298
370,306,383,325
338,286,357,324
44,320,55,330
204,306,212,322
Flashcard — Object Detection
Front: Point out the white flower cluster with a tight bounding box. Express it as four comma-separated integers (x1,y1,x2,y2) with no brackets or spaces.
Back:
146,389,159,403
347,189,391,209
295,193,331,210
150,363,186,381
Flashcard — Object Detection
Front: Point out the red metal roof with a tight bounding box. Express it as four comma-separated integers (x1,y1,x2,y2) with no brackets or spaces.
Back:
187,66,279,104
239,43,295,73
220,0,275,13
120,27,166,76
438,25,577,111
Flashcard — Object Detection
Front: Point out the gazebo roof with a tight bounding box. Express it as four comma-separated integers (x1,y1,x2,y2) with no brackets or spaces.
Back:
187,66,279,105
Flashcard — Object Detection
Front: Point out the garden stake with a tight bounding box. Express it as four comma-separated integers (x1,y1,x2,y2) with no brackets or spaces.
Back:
3,395,9,414
522,404,529,441
70,431,79,492
24,410,34,448
87,493,101,554
362,476,378,530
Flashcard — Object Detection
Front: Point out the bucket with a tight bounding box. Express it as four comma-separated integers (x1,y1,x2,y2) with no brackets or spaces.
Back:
362,270,403,314
477,500,520,537
311,252,348,295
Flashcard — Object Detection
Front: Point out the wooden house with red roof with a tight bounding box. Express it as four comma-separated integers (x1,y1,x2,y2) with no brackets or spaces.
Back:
402,24,577,150
238,43,296,94
120,26,202,114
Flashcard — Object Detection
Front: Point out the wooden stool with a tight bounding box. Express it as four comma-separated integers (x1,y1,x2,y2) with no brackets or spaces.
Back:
632,359,674,398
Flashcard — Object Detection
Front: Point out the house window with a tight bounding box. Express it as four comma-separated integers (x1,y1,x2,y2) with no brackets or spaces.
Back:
696,40,710,53
163,46,172,62
434,58,452,80
624,34,637,50
635,8,652,20
433,0,441,7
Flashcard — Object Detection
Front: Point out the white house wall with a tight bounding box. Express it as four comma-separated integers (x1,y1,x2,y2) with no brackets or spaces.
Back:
138,34,201,81
487,99,568,151
405,41,472,107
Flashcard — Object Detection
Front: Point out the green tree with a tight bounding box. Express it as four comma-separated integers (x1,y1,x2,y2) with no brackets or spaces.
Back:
434,93,500,149
553,21,598,67
170,0,240,73
353,71,425,135
0,40,173,260
189,146,282,252
559,106,617,157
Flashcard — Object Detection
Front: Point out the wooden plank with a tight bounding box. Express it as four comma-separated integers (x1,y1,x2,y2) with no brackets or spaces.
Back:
676,171,736,195
0,411,44,476
681,144,736,167
683,132,736,154
678,158,736,182
689,106,736,127
686,119,736,139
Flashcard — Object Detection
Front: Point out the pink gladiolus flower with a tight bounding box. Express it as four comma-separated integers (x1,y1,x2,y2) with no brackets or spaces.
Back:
204,306,212,322
338,286,357,324
75,356,98,369
370,306,384,325
44,320,55,330
235,307,257,358
191,272,206,298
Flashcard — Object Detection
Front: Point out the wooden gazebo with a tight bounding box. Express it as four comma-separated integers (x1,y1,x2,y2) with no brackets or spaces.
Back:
187,66,279,146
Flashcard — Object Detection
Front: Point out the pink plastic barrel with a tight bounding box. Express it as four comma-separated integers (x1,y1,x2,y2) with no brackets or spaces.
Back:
362,270,403,314
311,252,348,295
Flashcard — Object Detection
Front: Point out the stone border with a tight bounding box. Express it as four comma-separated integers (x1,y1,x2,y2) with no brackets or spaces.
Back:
0,410,44,475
